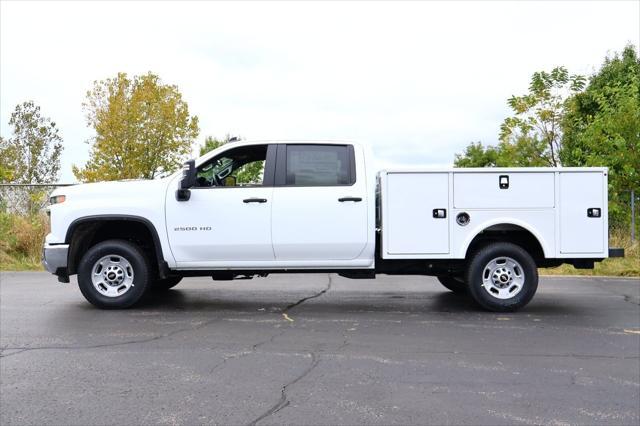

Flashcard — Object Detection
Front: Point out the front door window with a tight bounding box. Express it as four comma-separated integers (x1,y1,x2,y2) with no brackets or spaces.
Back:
196,145,267,188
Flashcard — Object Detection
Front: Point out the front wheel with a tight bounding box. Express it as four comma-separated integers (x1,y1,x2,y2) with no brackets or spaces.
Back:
77,240,150,309
466,242,538,312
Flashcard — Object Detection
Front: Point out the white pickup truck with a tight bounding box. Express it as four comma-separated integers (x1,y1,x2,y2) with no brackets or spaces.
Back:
43,141,623,311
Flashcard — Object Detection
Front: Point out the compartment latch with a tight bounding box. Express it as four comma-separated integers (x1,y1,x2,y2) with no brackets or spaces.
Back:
587,208,601,218
499,175,509,189
432,209,447,219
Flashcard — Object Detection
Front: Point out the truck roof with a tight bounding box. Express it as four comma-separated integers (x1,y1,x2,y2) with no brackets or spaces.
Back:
196,139,365,165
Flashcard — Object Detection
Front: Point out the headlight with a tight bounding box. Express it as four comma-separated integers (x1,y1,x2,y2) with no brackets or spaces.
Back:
50,195,66,205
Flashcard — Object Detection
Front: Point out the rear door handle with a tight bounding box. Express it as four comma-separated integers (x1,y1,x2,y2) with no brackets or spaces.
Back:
243,198,267,203
338,197,362,202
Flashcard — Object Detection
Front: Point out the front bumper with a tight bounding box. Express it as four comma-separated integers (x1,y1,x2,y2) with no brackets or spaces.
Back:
42,243,70,282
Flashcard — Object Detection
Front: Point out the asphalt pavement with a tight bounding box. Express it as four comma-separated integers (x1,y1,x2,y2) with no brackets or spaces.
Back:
1,272,639,425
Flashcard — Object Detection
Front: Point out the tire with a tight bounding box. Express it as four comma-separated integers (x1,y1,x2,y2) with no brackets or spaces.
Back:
436,276,467,293
77,239,150,309
151,276,182,291
466,242,538,312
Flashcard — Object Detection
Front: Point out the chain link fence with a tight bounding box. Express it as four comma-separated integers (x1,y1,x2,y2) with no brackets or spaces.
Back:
0,183,75,215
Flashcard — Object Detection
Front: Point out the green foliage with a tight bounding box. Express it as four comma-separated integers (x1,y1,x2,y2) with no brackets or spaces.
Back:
561,45,640,226
199,135,232,156
0,137,14,182
454,137,550,167
500,67,585,166
0,211,48,270
199,135,263,184
457,67,585,168
0,102,63,212
74,72,200,182
454,142,499,167
0,101,63,184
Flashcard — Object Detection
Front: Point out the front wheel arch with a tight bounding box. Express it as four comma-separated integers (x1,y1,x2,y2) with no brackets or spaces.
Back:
66,215,169,278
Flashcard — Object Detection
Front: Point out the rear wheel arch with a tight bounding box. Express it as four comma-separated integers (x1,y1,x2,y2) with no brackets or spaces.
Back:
65,215,169,278
464,223,546,263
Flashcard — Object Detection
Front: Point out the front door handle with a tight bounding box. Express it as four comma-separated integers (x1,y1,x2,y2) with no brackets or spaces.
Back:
243,198,267,203
338,197,362,202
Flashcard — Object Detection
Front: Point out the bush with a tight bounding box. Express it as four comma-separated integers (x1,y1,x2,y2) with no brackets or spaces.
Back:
0,211,49,270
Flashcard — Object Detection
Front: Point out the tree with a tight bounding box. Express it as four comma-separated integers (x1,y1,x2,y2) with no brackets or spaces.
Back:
73,72,199,182
456,67,585,168
454,137,551,168
454,142,499,167
0,137,15,182
0,101,63,184
199,135,263,184
0,102,63,212
500,67,585,166
199,135,234,156
562,45,640,226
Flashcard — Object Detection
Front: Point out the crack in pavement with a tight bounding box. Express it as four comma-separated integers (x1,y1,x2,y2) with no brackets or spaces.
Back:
208,328,288,374
0,316,224,359
593,280,640,306
283,275,333,314
1,274,333,362
248,351,320,426
208,274,334,375
246,274,333,425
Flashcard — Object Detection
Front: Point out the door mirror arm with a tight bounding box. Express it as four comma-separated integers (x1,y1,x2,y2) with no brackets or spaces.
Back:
176,159,196,201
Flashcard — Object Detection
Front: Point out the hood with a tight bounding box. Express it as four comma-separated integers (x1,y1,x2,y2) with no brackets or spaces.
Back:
50,178,170,200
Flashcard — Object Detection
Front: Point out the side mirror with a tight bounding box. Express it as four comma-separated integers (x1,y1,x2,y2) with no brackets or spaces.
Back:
176,159,196,201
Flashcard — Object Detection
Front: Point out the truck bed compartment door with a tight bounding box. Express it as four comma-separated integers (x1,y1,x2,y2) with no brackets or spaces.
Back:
559,172,605,254
385,173,450,254
453,172,555,209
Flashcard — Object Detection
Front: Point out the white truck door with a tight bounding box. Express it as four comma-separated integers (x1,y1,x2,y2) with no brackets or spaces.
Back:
165,144,275,263
559,171,605,254
271,144,368,260
384,172,450,254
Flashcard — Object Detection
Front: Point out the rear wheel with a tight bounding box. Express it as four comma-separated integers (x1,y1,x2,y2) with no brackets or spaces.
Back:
466,242,538,312
77,239,150,309
436,276,467,293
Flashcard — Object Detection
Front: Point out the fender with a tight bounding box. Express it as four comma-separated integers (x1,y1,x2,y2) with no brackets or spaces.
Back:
65,214,170,278
459,217,551,259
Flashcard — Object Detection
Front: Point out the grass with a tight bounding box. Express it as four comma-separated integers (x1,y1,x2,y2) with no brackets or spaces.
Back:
0,211,638,277
0,212,48,271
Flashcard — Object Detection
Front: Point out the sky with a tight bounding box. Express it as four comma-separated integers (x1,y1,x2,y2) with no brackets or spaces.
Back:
1,1,639,182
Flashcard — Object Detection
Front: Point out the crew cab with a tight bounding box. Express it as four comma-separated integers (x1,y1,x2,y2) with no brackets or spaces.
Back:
43,141,623,311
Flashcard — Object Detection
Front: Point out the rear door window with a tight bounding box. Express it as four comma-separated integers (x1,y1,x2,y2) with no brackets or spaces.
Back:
285,145,354,186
